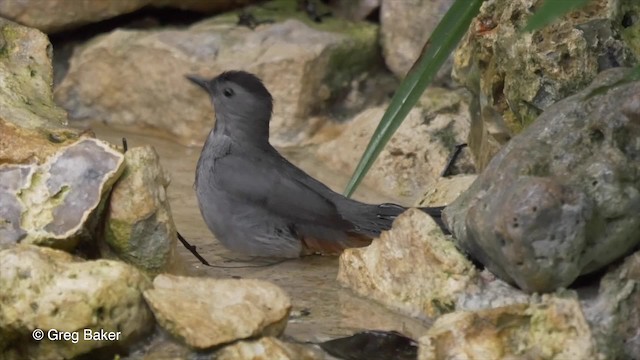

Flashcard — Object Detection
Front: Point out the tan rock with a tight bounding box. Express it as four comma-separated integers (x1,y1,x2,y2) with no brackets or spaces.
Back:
316,88,470,200
0,18,86,166
1,138,125,249
0,245,154,359
216,337,322,360
419,293,601,360
0,0,253,33
102,146,177,274
55,6,379,147
143,275,291,349
338,208,530,318
338,209,477,318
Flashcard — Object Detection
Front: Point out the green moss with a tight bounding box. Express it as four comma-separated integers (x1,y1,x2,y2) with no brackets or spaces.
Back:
431,298,456,314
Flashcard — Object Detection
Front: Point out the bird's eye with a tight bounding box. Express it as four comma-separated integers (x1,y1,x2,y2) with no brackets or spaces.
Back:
223,88,235,97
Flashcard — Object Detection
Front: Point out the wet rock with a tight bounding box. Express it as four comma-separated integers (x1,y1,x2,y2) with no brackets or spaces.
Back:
454,0,638,169
419,293,600,360
583,251,640,359
0,0,253,33
143,274,291,349
316,88,470,200
0,18,86,165
0,138,124,249
102,146,177,274
338,209,478,318
55,3,379,147
0,245,153,359
380,0,454,83
217,337,322,360
444,68,640,293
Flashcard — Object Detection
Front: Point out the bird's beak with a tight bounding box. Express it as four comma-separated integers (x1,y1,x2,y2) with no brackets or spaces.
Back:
185,74,210,92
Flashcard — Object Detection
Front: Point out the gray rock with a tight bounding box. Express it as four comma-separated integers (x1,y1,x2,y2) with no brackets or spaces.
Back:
0,138,125,249
583,251,640,359
102,146,177,275
55,4,379,147
143,274,291,349
0,245,154,359
453,0,638,169
444,67,640,293
380,0,454,84
332,0,380,21
0,0,253,33
0,18,87,166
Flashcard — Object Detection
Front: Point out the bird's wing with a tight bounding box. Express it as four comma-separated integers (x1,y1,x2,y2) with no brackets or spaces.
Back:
211,152,352,230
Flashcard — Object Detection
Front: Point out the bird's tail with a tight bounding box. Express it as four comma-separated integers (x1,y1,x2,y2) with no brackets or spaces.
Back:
349,203,449,236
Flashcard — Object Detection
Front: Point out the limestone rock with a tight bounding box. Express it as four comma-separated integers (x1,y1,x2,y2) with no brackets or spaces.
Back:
316,87,470,200
55,4,379,147
0,245,153,359
419,293,600,360
583,251,640,359
444,68,640,293
102,146,177,274
0,18,86,166
338,209,478,318
216,337,322,360
143,274,291,349
380,0,454,83
0,138,125,249
0,0,253,33
454,0,638,169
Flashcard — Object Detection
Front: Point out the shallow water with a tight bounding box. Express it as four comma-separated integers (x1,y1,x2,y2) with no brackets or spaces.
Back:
91,123,430,348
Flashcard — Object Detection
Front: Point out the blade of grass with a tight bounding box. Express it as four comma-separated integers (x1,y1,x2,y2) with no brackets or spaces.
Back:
522,0,592,32
343,0,484,197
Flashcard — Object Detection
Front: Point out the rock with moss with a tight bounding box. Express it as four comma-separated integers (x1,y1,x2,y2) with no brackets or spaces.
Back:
0,18,88,166
55,0,379,147
0,138,124,249
0,245,154,360
102,146,177,274
444,67,640,293
419,293,601,360
454,0,638,169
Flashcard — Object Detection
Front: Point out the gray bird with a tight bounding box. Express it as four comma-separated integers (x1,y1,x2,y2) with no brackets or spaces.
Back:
187,70,446,258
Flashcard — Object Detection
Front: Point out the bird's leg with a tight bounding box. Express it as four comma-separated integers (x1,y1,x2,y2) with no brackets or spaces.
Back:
177,231,212,266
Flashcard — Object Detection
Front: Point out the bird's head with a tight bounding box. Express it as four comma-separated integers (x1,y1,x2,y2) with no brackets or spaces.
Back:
186,70,273,142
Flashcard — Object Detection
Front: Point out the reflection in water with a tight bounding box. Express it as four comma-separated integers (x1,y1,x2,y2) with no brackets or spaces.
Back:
92,123,430,343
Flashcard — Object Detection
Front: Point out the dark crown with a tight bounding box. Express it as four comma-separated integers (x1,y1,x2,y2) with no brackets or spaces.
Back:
216,71,273,103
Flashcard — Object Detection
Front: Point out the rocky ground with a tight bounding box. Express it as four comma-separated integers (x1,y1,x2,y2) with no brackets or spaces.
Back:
1,0,640,359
